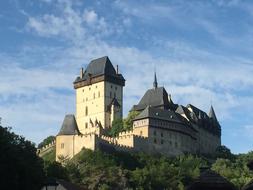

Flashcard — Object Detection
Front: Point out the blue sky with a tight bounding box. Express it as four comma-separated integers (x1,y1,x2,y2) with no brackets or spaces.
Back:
0,0,253,153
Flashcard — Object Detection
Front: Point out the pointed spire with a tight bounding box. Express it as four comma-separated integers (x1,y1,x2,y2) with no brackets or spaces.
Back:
209,105,217,121
153,71,158,89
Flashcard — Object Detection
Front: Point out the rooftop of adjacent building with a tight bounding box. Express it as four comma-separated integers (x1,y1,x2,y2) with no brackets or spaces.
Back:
186,167,238,190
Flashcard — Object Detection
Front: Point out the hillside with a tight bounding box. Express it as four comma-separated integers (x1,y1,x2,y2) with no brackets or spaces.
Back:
42,148,253,190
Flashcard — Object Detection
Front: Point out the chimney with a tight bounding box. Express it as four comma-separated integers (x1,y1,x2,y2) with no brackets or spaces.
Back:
80,67,84,78
116,65,119,74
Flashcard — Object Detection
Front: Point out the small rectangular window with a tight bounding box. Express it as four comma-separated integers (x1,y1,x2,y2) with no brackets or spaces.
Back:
61,143,64,149
85,106,88,116
85,122,88,128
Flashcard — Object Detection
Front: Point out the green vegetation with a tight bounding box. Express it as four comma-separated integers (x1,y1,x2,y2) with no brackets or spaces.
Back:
42,146,56,162
0,126,45,190
38,135,55,148
40,146,253,190
212,152,253,189
1,125,253,190
109,111,140,137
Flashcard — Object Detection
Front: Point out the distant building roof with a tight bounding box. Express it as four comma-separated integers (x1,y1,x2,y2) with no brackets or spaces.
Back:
133,106,188,125
186,168,238,190
57,115,80,136
132,87,177,111
187,104,209,120
74,56,125,84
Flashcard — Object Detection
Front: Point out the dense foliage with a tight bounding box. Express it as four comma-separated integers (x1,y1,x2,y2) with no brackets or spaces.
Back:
41,146,253,190
1,125,253,190
38,135,55,148
47,149,207,190
109,111,140,137
212,152,253,189
0,126,45,190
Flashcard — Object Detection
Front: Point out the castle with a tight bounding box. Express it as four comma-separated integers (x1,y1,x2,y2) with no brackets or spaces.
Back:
55,56,221,161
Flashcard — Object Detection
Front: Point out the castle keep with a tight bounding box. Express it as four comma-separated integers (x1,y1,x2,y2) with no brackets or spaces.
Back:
55,56,221,161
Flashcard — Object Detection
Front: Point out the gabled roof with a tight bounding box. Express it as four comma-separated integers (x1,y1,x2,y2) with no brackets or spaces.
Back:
187,104,209,120
132,87,176,111
176,105,193,120
186,168,238,190
111,98,121,107
57,114,80,136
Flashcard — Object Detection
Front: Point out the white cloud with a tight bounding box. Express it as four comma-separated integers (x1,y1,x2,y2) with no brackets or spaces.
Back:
83,10,98,24
2,0,253,152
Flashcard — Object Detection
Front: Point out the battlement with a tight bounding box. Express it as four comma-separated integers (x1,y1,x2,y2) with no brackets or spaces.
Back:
98,137,134,153
117,130,134,137
100,135,116,144
37,140,56,157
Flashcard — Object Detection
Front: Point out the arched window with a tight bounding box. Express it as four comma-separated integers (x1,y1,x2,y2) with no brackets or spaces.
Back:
93,93,95,99
98,91,100,97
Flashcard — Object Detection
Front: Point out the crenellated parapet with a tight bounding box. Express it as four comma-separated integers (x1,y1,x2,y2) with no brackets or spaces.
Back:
37,140,56,157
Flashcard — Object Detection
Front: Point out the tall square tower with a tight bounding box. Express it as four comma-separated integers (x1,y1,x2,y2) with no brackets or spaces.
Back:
73,56,125,133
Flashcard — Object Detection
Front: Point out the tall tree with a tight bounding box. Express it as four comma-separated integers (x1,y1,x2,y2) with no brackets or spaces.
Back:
0,126,45,190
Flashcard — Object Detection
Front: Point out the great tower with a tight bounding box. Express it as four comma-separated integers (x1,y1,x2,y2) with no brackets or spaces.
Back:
73,56,125,133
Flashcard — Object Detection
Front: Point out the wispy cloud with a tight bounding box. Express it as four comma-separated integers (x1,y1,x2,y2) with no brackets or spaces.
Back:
1,0,253,153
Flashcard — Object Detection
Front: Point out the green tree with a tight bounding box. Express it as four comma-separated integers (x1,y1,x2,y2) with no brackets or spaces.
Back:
109,119,124,137
38,135,55,148
0,126,45,190
215,145,235,160
123,111,140,131
44,161,68,180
